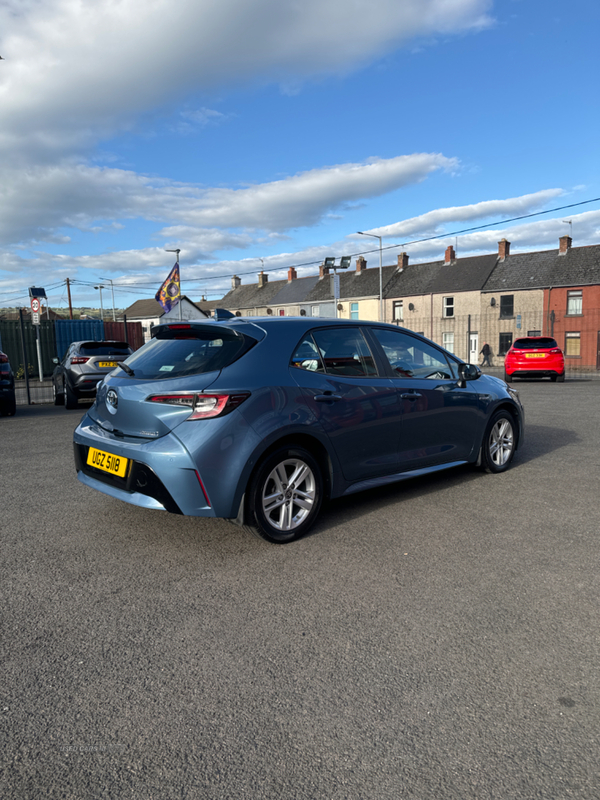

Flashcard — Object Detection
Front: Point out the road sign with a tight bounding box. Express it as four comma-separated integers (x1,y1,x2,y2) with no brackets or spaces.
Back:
32,312,40,325
31,298,40,313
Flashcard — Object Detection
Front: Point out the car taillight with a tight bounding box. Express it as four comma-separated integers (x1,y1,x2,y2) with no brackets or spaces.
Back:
71,357,90,364
146,392,250,419
0,353,8,364
550,348,562,354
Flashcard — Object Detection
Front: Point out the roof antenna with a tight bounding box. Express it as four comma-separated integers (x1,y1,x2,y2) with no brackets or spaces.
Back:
562,219,572,237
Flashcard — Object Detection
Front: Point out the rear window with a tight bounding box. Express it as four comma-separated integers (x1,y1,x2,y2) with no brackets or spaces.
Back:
79,342,132,356
123,327,256,379
512,338,557,350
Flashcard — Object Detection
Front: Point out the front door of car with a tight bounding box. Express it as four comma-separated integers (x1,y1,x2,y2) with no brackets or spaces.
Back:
367,327,482,470
290,327,401,482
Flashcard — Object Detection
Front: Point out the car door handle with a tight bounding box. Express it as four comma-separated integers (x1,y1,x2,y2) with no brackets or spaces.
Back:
314,393,342,403
400,392,422,400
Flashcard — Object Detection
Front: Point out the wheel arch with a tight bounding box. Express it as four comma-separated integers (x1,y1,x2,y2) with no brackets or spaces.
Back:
490,401,522,450
245,432,334,503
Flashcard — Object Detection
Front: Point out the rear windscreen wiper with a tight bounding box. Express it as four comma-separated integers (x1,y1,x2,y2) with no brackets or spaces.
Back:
117,362,135,376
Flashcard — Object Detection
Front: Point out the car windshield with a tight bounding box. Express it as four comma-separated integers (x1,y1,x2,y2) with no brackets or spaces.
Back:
512,338,557,350
123,327,256,379
79,342,132,356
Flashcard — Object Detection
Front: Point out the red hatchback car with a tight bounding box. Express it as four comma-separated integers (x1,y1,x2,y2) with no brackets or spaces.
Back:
504,336,565,382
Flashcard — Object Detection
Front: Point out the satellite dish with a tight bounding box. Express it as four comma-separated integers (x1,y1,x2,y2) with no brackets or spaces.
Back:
337,303,343,311
300,309,306,316
235,311,241,317
266,308,273,315
408,303,415,311
490,297,496,307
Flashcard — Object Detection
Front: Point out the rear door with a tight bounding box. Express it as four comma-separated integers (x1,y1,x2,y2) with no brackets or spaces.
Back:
290,326,400,482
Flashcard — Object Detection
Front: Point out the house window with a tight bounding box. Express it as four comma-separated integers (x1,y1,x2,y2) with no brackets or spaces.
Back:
443,297,454,318
442,332,454,353
393,300,403,321
527,330,541,337
311,306,320,317
566,290,582,315
500,295,514,319
499,332,513,355
565,331,581,357
350,302,359,320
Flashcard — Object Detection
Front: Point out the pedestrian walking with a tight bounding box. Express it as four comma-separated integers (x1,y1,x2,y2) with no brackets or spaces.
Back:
480,342,492,367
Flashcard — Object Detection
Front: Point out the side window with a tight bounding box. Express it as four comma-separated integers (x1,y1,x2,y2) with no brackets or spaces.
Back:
311,328,377,377
371,328,457,380
290,334,325,373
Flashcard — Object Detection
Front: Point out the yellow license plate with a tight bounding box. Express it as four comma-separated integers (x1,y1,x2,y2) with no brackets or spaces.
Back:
87,447,129,477
525,353,546,358
99,361,117,368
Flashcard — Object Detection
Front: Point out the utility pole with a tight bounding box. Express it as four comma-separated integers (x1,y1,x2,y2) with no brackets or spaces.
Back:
100,278,117,320
66,278,73,319
94,285,105,321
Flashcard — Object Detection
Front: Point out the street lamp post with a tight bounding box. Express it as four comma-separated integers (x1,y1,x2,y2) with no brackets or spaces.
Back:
357,232,383,322
94,285,105,321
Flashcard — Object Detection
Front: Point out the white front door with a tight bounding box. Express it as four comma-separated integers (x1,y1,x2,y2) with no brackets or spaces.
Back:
469,333,478,364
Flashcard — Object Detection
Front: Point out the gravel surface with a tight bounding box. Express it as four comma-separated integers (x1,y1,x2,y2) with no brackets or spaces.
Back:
1,380,599,799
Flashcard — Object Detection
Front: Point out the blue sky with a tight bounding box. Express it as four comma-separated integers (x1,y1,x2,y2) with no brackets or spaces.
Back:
1,0,599,311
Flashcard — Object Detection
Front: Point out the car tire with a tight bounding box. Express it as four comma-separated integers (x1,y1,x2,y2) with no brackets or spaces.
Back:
64,378,79,409
0,394,16,416
480,410,516,474
245,446,323,544
504,371,512,383
557,372,565,383
53,380,64,406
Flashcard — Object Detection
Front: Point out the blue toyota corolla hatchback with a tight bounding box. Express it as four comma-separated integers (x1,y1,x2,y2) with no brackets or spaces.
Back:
73,316,524,543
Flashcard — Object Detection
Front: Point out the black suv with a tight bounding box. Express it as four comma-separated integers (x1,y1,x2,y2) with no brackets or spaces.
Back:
0,350,16,416
52,340,133,409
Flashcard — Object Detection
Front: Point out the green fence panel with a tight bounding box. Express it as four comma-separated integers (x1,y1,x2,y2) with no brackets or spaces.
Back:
0,320,57,378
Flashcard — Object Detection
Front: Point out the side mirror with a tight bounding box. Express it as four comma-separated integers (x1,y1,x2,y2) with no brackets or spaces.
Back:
458,362,481,387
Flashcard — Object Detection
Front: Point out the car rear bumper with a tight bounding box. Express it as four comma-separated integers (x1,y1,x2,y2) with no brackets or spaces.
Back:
507,369,564,378
73,416,217,517
72,374,106,395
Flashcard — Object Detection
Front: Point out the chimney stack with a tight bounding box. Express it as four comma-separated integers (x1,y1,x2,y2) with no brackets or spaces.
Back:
559,235,572,255
498,239,511,260
287,267,297,282
444,245,456,264
355,256,367,274
319,262,331,279
397,252,409,270
258,270,268,288
231,275,241,290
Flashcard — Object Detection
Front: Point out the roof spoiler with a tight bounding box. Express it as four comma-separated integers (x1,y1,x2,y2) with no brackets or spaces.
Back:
213,308,235,320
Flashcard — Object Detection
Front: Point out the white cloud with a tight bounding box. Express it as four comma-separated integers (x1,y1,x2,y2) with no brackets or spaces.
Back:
0,0,492,159
0,154,457,245
389,208,600,262
364,189,565,239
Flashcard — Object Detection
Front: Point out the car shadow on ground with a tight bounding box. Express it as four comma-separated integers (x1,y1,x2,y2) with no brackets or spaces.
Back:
310,422,580,538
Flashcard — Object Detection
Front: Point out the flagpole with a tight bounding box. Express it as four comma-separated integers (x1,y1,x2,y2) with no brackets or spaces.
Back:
165,248,181,319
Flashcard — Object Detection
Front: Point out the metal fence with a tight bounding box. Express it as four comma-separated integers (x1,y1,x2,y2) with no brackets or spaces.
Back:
1,316,145,406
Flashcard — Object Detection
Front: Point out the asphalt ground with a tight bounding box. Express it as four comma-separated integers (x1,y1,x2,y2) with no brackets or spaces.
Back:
1,380,599,799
